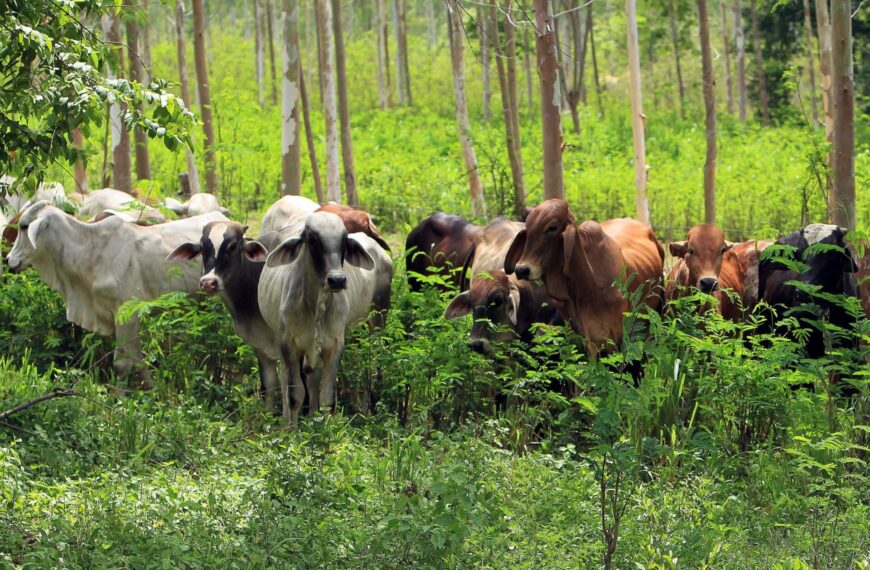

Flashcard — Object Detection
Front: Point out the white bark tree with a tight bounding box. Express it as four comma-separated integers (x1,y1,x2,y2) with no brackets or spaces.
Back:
176,0,201,194
698,0,718,224
830,0,854,230
734,0,747,122
626,0,649,223
317,0,341,203
281,0,301,196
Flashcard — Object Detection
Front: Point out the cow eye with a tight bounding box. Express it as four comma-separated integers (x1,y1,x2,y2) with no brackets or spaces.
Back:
19,224,28,231
546,224,558,233
227,242,237,252
688,247,695,255
491,297,503,307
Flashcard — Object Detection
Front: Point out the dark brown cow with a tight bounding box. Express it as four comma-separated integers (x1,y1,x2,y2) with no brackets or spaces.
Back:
666,224,733,298
316,203,391,252
405,213,481,291
717,239,772,321
504,200,664,356
445,218,558,354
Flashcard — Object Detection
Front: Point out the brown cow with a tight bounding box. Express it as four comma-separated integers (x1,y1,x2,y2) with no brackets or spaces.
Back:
666,225,733,298
717,239,772,321
445,218,558,354
504,199,663,355
316,203,391,252
405,213,481,291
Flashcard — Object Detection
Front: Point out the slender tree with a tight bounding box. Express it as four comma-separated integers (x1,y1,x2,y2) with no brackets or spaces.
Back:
447,0,485,216
101,13,132,194
266,0,279,106
815,0,833,144
254,0,266,108
332,0,358,205
299,65,324,203
523,24,533,112
698,0,718,225
176,0,201,194
72,128,88,193
589,5,604,118
490,0,525,214
734,0,747,122
142,17,152,83
392,0,411,106
748,1,770,125
478,7,491,121
626,0,649,223
534,0,563,200
281,0,301,196
829,0,854,230
719,0,734,114
376,0,390,109
126,11,151,181
317,0,341,202
801,0,818,127
667,0,686,119
426,0,437,49
192,0,218,194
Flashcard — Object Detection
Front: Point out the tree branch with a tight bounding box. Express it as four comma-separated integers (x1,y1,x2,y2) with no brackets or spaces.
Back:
0,390,82,422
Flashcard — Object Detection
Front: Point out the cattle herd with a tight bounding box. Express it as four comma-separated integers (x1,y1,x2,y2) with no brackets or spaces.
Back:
1,182,868,427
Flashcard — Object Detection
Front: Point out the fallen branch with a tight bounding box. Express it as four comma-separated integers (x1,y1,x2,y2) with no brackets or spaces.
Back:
0,390,81,422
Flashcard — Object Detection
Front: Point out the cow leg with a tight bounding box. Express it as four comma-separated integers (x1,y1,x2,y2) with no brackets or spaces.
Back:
319,344,343,414
306,363,322,416
256,350,278,413
280,343,304,429
114,316,151,387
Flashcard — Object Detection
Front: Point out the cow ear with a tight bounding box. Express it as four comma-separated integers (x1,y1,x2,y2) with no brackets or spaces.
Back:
267,236,303,267
837,226,849,239
444,291,472,319
504,229,527,275
243,240,268,262
562,224,577,275
346,235,375,271
27,217,47,246
219,207,232,216
507,283,521,326
167,242,202,261
669,241,688,258
240,225,250,236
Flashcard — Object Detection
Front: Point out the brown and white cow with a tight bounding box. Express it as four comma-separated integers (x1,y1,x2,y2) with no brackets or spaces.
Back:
405,213,481,291
316,202,391,252
504,199,664,356
445,218,558,354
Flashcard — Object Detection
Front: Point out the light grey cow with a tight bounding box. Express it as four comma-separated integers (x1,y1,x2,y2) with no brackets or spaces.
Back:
258,212,392,427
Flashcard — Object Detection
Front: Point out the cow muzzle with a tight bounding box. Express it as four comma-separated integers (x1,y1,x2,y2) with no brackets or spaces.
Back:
514,264,540,281
199,275,220,294
470,338,491,354
4,254,25,273
698,277,719,293
326,272,347,291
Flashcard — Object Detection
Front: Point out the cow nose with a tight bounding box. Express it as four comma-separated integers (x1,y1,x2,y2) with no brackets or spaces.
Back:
327,274,347,290
470,339,490,354
200,276,219,293
514,266,530,280
699,277,718,293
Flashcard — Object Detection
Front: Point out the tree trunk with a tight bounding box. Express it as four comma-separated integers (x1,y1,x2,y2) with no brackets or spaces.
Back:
281,0,301,196
523,24,533,113
72,128,88,193
426,0,437,49
254,0,266,108
176,0,202,195
192,0,218,194
306,0,315,96
505,0,522,181
734,0,747,122
266,0,279,106
376,0,390,109
447,0,485,217
815,0,833,144
535,0,563,200
829,0,854,230
126,14,151,181
667,0,686,120
102,14,132,194
478,7,491,121
802,0,819,127
552,2,579,134
299,65,324,203
589,5,604,118
749,1,770,125
142,18,152,83
392,0,411,106
571,3,589,105
626,0,649,223
332,0,358,205
491,0,525,215
698,0,717,225
317,0,341,203
719,0,734,114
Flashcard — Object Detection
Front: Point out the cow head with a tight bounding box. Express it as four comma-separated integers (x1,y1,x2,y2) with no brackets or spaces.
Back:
445,271,521,354
505,199,574,283
5,200,52,272
669,224,733,293
167,221,268,295
266,212,374,292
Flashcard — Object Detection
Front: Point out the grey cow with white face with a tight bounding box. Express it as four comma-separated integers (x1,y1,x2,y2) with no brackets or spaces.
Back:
258,212,393,428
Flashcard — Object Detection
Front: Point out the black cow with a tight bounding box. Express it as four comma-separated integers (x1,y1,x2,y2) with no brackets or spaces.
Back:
758,223,860,359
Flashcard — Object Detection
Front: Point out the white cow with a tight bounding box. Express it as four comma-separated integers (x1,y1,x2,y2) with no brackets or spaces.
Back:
258,212,393,427
77,188,166,224
259,195,318,235
162,193,231,218
5,201,228,381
